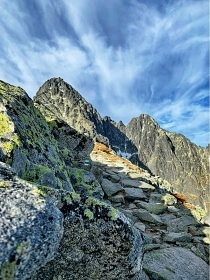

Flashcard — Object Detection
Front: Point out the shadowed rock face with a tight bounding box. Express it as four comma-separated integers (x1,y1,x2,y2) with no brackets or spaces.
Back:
34,78,210,216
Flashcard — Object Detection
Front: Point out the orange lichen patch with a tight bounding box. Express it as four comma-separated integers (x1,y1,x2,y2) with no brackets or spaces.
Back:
174,193,187,204
183,202,196,210
94,143,115,154
173,193,197,210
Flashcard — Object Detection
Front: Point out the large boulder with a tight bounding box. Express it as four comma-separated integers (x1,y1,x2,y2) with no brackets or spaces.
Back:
0,162,144,280
31,194,143,280
0,162,63,279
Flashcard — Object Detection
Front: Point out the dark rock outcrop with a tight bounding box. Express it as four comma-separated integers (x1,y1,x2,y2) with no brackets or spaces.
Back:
34,77,108,145
125,114,210,215
0,80,94,192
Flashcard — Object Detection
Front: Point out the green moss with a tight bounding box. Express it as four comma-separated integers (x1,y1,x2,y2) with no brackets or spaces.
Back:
22,164,51,183
4,142,14,153
84,209,94,220
12,134,21,147
0,181,11,188
86,196,107,207
0,113,13,137
0,260,16,280
71,192,81,201
108,208,118,221
5,158,12,165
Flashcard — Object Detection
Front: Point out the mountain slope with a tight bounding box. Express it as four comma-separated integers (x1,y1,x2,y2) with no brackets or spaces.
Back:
34,78,209,216
124,115,210,214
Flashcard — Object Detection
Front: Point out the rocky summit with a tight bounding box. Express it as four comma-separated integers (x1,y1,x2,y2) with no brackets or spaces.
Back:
0,78,209,279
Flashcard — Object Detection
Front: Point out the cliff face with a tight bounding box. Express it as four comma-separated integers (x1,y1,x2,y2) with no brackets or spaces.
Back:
34,78,210,216
125,115,210,214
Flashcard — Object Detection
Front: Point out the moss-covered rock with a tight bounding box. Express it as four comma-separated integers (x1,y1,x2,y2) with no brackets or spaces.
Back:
0,80,94,192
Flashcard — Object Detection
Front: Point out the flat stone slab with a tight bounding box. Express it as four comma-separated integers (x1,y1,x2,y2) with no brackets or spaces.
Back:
133,209,163,225
101,178,123,196
164,232,192,243
136,201,167,214
167,216,199,232
122,179,155,190
124,187,147,200
134,222,146,232
143,247,209,280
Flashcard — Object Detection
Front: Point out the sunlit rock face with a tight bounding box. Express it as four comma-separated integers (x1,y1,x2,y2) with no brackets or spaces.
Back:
125,114,210,215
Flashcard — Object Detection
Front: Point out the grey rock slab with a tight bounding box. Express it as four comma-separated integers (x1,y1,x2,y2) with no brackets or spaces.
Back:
31,198,144,280
143,247,209,280
101,178,123,196
122,179,155,190
121,178,142,188
124,187,147,200
133,209,164,225
83,170,96,184
167,215,199,232
159,213,177,224
102,171,120,183
134,222,146,232
136,201,167,214
110,194,125,203
149,192,163,203
164,232,192,243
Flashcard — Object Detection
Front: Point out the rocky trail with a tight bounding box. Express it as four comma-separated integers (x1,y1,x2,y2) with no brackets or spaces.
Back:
90,143,210,279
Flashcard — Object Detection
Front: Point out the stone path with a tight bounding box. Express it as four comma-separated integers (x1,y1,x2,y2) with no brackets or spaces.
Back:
91,143,210,279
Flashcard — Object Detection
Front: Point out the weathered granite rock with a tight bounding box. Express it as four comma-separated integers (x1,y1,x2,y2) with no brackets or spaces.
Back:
0,162,63,280
0,162,144,280
34,77,108,145
167,216,199,232
143,247,209,280
125,115,210,215
31,195,143,280
101,178,123,197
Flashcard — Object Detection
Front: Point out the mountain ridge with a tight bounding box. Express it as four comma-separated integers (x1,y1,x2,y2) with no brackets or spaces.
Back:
34,77,210,215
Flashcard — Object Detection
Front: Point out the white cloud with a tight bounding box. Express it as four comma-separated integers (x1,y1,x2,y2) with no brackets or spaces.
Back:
0,0,208,146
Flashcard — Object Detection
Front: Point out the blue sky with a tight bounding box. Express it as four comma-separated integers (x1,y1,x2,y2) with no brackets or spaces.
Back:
0,0,209,147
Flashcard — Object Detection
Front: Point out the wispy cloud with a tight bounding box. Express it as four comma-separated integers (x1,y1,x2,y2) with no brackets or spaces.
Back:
0,0,209,147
